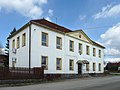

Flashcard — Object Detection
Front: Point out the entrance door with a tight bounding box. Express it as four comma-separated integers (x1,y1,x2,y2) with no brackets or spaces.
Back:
78,63,82,74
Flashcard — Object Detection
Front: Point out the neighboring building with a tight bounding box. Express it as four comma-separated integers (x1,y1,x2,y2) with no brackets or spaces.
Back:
0,54,7,67
0,48,5,55
0,43,7,67
105,62,120,72
9,19,105,75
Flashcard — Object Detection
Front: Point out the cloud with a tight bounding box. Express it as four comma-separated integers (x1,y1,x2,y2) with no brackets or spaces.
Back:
48,9,53,16
0,0,47,19
105,58,120,63
39,0,47,4
93,3,120,19
79,15,86,20
100,22,120,57
104,48,120,56
45,9,54,21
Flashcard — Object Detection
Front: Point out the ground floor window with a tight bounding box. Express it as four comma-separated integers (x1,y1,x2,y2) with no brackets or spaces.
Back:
93,63,96,71
12,61,16,68
69,59,74,71
41,56,48,70
56,58,62,70
12,57,17,68
86,63,89,71
99,63,101,71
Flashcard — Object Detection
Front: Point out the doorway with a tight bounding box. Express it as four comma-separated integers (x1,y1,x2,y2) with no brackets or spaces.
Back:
78,63,82,74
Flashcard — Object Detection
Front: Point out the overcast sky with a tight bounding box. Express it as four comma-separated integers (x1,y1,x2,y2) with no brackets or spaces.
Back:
0,0,120,62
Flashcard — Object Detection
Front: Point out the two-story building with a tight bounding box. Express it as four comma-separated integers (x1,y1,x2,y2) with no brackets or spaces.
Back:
9,19,105,76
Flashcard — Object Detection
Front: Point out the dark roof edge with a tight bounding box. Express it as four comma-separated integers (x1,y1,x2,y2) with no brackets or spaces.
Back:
31,21,67,34
31,18,72,32
75,30,105,49
92,41,105,49
8,22,30,39
9,19,72,39
69,29,105,49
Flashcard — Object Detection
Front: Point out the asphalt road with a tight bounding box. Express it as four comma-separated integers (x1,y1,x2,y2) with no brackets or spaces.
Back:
0,76,120,90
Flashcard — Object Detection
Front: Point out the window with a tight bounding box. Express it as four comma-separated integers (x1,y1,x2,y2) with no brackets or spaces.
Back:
12,39,15,48
56,36,62,49
69,59,74,70
42,32,48,46
78,43,82,55
12,57,17,68
86,63,89,71
99,63,101,71
79,34,81,38
69,40,74,52
22,33,26,47
56,58,62,70
99,50,101,58
17,36,20,49
86,45,90,55
12,61,16,68
41,56,48,70
93,63,96,71
93,48,96,57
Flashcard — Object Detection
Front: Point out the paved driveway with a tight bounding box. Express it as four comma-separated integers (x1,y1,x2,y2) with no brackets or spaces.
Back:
0,76,120,90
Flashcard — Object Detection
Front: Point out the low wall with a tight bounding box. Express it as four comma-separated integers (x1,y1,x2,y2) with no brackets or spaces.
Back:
0,67,44,80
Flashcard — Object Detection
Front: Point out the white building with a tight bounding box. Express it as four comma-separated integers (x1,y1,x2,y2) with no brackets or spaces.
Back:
9,19,105,75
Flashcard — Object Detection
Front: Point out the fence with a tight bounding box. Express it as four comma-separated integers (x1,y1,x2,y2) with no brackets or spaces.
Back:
0,67,44,80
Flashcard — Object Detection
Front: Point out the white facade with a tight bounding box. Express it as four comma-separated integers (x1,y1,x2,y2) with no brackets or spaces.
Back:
9,27,30,67
9,19,105,74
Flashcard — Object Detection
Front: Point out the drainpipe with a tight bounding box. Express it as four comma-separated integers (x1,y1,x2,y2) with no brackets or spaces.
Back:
29,22,31,74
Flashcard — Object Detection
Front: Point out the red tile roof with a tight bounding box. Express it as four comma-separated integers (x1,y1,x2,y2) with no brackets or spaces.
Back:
31,18,72,33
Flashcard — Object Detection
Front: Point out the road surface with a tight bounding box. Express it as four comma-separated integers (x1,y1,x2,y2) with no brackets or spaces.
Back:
0,76,120,90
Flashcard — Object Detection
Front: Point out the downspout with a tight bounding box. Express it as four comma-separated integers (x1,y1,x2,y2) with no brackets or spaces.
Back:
29,22,31,74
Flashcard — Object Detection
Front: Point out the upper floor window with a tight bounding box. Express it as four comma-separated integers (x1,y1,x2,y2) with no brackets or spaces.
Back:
78,43,82,55
17,36,20,49
99,50,101,58
56,58,62,70
86,45,90,55
22,33,26,47
93,63,96,71
93,48,96,57
69,40,74,52
12,39,15,48
79,34,81,38
42,32,48,46
56,36,62,49
69,59,74,71
41,56,48,70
